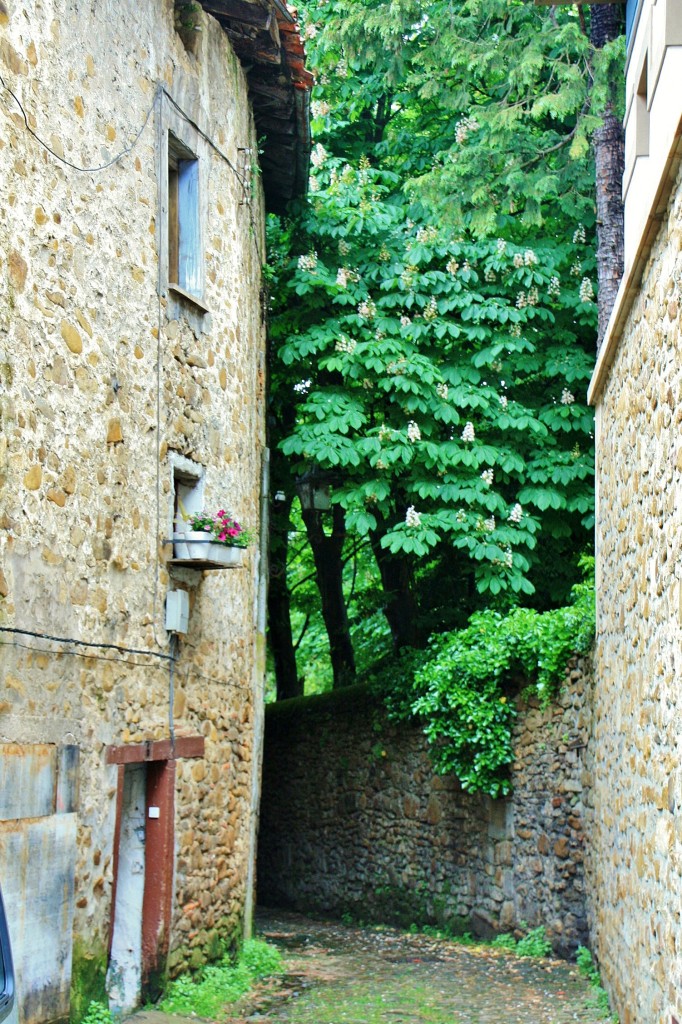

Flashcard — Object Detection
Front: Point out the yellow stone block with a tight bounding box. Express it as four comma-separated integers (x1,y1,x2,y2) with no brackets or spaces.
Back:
46,488,66,507
106,419,123,444
61,320,83,354
75,308,93,337
41,546,63,565
23,464,42,489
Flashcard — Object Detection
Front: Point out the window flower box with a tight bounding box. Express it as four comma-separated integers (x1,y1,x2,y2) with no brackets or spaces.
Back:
171,530,246,568
170,509,251,570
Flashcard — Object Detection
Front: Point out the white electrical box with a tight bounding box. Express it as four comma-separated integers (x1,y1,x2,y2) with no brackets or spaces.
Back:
165,589,190,633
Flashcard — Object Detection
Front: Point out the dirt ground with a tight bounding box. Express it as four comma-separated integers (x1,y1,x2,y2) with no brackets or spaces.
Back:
222,909,613,1024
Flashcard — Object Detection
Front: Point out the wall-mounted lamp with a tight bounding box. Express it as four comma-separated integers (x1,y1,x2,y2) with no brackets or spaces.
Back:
296,470,332,512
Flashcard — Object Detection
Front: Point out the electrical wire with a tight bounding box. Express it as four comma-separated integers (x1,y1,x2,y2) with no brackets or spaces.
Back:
160,85,264,265
182,665,248,691
2,638,162,671
169,633,178,751
0,73,263,260
1,63,267,667
0,73,162,173
161,87,246,187
0,630,175,671
0,625,174,661
152,82,166,653
1,636,248,692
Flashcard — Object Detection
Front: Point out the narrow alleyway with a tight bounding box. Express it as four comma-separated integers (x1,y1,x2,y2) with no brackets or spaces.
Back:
143,910,609,1024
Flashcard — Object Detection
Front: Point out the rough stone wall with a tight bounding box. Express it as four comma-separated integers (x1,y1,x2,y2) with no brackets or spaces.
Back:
587,157,682,1024
510,658,591,956
258,663,591,956
0,0,265,1001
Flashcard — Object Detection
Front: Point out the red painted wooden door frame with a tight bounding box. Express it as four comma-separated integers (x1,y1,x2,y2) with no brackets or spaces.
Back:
106,737,204,1001
141,758,175,1000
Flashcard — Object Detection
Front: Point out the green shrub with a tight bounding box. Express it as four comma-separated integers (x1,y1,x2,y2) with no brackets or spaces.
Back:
372,570,594,796
158,939,282,1017
490,926,551,957
515,926,552,958
80,1004,112,1024
240,938,282,979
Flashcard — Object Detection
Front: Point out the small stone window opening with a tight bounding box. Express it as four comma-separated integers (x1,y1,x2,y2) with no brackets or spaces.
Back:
168,134,202,298
171,458,204,535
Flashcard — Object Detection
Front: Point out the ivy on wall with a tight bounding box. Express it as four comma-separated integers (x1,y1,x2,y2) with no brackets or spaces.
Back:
372,568,595,797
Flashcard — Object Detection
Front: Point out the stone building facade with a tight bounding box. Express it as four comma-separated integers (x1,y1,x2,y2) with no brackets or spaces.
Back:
259,661,592,958
587,0,682,1020
0,1,310,1021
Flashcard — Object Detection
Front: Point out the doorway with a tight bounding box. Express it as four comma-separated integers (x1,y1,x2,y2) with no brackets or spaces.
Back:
107,763,146,1015
105,737,204,1011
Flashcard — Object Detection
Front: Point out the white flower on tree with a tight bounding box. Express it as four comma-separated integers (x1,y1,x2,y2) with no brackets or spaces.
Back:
508,503,523,524
297,251,318,272
358,299,376,320
335,336,356,354
405,506,422,527
310,143,327,167
579,277,594,303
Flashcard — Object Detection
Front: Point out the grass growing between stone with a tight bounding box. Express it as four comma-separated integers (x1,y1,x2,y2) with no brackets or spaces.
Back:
158,939,282,1017
576,946,618,1021
407,922,553,958
272,974,466,1024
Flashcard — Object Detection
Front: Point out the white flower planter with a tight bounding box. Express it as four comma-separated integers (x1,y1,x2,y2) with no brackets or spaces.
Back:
173,529,212,560
205,543,244,567
172,531,245,568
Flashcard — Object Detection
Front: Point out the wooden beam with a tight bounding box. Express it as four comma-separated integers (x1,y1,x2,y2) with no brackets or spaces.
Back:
199,0,271,25
106,736,205,763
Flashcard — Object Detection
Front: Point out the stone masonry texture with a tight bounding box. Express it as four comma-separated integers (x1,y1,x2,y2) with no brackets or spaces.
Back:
258,660,592,958
0,0,267,1007
587,156,682,1024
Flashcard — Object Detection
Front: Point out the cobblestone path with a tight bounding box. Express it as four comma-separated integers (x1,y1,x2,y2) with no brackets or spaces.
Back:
224,910,612,1024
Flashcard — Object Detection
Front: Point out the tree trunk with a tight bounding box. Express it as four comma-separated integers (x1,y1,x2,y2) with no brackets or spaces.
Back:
369,528,421,651
590,3,625,347
301,502,356,689
267,485,302,700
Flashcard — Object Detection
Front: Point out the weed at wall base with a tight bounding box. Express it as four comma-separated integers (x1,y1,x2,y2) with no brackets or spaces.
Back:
576,946,618,1021
157,939,282,1017
69,942,108,1024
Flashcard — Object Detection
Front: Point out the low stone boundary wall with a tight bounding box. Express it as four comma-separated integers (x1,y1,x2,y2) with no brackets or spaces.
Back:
257,658,592,956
